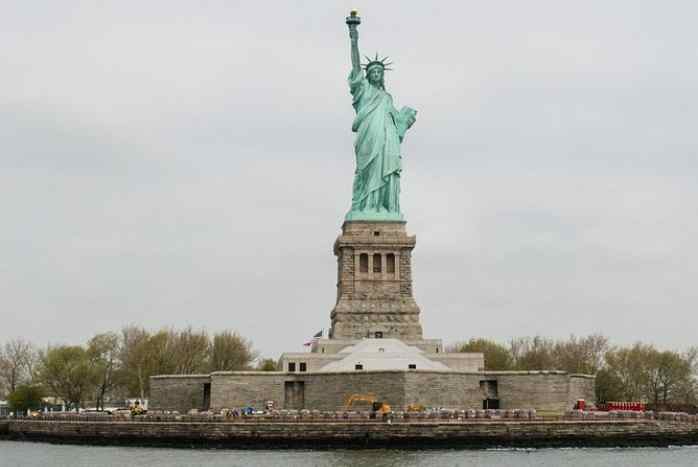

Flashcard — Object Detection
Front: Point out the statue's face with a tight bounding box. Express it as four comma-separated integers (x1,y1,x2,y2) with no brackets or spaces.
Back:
367,66,384,86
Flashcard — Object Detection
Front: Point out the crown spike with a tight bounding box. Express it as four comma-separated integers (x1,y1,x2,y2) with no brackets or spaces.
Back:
362,53,395,73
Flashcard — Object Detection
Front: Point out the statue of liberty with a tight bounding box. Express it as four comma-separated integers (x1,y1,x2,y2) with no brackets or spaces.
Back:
345,11,417,221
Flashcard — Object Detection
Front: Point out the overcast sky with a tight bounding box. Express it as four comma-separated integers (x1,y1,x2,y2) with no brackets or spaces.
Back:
2,1,697,358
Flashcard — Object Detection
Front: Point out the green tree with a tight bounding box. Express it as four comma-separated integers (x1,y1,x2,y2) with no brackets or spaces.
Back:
119,326,152,399
38,346,96,409
7,384,44,413
256,358,278,371
209,331,256,372
646,350,693,405
603,343,653,401
599,343,695,405
677,347,698,405
455,338,513,370
595,367,625,402
87,332,121,410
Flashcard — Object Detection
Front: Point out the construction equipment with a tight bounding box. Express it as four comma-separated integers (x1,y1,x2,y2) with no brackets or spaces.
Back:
372,401,392,414
344,393,391,415
345,393,376,409
406,403,425,412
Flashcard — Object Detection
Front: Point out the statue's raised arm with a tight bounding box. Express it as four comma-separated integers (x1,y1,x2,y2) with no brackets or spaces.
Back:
346,10,361,74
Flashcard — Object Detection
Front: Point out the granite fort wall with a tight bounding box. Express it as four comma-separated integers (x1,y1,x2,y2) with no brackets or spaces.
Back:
150,375,210,412
151,370,595,413
210,371,408,411
303,371,407,411
491,371,593,412
211,372,287,410
211,371,482,411
568,374,596,407
404,372,482,408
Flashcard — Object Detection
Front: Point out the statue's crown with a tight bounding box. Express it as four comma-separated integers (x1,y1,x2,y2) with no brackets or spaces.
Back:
362,53,393,72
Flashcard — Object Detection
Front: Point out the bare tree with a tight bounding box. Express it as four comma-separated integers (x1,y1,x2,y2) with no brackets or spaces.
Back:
119,326,153,399
0,339,37,395
553,334,609,374
171,327,209,374
0,357,10,398
510,336,556,370
686,347,698,376
209,331,256,372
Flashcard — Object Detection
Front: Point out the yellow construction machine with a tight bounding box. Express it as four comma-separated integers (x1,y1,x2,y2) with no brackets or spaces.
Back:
344,394,391,415
406,403,426,412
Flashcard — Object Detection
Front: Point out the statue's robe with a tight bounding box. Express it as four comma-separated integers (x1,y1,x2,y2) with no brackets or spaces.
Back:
348,69,413,218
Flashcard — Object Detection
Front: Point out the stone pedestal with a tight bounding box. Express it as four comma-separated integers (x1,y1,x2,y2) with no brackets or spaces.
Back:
329,221,423,340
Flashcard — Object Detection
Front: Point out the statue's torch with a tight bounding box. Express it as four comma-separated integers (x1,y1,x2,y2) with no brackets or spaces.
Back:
346,9,361,27
346,9,361,38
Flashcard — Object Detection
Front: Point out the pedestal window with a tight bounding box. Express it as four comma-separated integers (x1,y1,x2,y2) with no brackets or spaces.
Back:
373,253,382,273
386,253,395,274
359,254,369,273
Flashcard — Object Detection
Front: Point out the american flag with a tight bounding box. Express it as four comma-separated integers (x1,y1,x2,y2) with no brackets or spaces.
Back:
303,330,323,346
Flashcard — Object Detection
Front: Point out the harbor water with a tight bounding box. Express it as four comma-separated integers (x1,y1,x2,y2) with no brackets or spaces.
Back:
1,441,697,466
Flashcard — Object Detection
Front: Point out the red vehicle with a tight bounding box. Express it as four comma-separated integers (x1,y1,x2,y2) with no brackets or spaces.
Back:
573,399,587,410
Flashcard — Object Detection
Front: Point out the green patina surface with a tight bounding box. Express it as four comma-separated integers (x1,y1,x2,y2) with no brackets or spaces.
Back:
345,12,416,222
